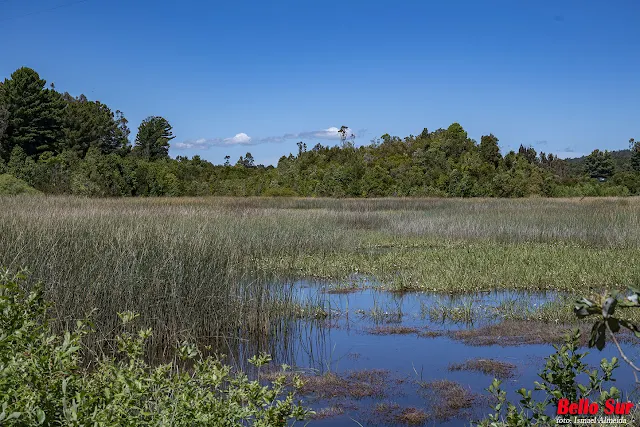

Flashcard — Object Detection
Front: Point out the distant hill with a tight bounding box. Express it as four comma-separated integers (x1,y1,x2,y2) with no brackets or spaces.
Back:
564,149,633,172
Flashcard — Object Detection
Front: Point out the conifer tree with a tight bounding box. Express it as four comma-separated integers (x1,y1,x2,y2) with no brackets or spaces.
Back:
0,67,64,160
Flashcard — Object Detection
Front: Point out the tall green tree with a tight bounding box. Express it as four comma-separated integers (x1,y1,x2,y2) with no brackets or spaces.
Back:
479,134,501,167
441,123,474,158
0,67,65,160
0,103,8,148
63,94,131,157
237,152,255,168
629,138,640,173
338,126,355,148
132,116,174,161
584,149,615,179
518,144,538,163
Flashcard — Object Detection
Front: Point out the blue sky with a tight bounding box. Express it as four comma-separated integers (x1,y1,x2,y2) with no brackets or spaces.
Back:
1,0,639,165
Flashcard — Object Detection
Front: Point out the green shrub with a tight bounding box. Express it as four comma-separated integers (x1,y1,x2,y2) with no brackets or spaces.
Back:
0,174,40,195
0,270,311,426
478,330,620,426
479,282,640,426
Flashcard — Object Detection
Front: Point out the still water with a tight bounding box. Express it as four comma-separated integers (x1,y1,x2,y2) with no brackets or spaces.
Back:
260,279,640,426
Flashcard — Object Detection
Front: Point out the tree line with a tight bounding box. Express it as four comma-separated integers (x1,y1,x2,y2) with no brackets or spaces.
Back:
1,66,639,197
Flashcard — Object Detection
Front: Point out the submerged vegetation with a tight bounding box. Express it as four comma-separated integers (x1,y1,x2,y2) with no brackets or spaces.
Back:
449,359,517,379
419,380,479,421
373,403,429,426
262,369,391,401
367,325,421,335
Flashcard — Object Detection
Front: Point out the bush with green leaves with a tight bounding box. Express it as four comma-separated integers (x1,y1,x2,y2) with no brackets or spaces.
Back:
574,284,640,383
477,330,620,426
0,173,40,195
478,282,640,426
0,269,312,426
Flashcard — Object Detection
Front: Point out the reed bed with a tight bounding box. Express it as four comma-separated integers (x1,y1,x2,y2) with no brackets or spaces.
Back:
1,196,639,360
0,196,345,362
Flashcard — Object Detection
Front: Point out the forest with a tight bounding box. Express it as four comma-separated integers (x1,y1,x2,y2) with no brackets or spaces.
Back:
2,66,640,198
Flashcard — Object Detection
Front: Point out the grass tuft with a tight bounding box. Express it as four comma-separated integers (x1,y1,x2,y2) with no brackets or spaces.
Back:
448,358,517,379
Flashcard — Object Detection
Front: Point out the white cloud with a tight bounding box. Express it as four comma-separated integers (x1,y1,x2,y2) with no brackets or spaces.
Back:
224,133,252,145
174,134,250,150
174,127,364,150
174,140,211,150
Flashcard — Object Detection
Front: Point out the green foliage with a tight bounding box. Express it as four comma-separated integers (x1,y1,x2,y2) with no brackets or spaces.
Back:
0,104,8,149
629,138,640,173
63,94,130,157
584,149,615,179
6,146,36,183
133,116,175,161
612,171,640,195
2,65,640,198
237,152,256,168
478,330,620,426
71,148,130,196
481,282,640,426
574,285,640,351
479,134,502,167
0,67,64,160
0,174,40,195
0,270,311,426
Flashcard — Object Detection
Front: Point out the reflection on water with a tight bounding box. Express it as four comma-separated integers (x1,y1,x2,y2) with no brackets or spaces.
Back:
254,279,640,426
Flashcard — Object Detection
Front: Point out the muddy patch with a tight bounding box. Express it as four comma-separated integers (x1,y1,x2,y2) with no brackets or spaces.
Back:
324,285,363,295
373,403,430,425
418,379,479,421
449,358,518,379
367,325,421,335
263,369,392,400
311,402,358,420
449,321,591,346
418,330,444,338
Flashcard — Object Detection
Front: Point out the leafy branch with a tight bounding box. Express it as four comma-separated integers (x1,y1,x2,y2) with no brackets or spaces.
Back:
574,284,640,382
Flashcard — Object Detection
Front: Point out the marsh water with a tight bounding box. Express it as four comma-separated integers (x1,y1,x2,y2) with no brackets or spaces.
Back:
256,279,640,426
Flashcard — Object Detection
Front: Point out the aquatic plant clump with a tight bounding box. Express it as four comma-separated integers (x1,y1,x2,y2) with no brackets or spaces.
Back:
262,369,392,400
418,380,479,421
449,321,593,346
448,359,518,379
367,325,421,335
372,402,430,426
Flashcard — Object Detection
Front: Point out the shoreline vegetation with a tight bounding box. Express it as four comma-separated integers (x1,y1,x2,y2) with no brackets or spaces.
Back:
2,183,640,425
1,196,638,351
2,67,640,198
1,42,639,425
0,271,311,426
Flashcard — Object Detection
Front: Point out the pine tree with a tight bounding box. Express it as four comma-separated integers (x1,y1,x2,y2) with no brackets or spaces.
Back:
584,149,615,179
629,138,640,173
63,95,130,157
0,68,64,160
133,116,174,161
0,104,8,149
479,134,501,167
